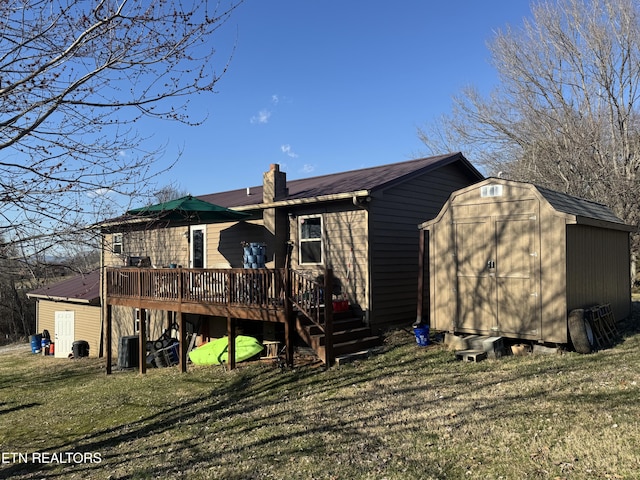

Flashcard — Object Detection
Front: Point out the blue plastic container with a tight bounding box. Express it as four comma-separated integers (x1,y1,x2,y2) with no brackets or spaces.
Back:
30,334,42,354
413,325,430,347
168,341,179,365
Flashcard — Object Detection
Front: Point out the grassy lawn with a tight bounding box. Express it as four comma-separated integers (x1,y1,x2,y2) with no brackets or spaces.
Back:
2,312,640,480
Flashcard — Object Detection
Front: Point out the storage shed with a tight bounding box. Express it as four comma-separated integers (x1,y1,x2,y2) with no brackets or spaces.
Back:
27,271,101,358
418,178,634,346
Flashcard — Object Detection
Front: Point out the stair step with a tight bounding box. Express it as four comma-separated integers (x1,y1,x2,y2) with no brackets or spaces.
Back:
310,327,372,346
301,318,364,335
294,311,382,365
332,336,382,356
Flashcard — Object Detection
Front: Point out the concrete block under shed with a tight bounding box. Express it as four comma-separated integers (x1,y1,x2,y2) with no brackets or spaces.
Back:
455,335,505,359
455,350,487,362
444,333,469,351
532,344,560,355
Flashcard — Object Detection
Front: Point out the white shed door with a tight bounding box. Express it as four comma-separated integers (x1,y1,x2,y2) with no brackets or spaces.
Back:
54,311,75,358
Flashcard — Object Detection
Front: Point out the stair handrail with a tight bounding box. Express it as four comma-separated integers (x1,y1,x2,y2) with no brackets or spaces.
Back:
289,268,334,366
289,269,323,327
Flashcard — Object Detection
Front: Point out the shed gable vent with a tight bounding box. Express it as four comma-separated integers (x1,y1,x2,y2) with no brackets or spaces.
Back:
481,185,503,198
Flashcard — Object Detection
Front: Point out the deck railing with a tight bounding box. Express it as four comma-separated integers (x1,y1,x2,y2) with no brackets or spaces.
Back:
106,266,334,365
289,269,323,325
289,268,334,364
106,267,285,307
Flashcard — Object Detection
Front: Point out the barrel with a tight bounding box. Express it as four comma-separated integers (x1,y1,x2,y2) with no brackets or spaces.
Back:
30,334,42,354
243,243,266,268
72,340,90,358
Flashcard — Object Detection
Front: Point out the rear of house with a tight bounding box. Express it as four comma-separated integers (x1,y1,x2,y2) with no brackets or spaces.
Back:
100,153,483,364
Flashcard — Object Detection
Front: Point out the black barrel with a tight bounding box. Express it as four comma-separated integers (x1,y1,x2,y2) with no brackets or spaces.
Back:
72,340,90,358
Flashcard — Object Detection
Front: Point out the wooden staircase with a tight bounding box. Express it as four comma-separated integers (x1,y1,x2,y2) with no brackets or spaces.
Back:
295,308,381,366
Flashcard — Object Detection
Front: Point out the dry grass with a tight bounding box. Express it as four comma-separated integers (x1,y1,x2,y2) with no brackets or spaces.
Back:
2,312,640,479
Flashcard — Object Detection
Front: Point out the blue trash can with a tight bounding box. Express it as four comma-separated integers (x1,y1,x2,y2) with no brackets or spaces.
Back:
30,334,42,354
413,325,430,347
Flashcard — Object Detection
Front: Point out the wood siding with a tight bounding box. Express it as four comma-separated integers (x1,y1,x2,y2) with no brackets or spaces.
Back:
104,227,189,268
369,163,480,328
567,225,631,322
209,219,268,267
36,300,101,357
289,203,369,316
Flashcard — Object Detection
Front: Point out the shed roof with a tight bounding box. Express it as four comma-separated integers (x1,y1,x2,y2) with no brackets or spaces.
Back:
535,185,626,225
27,271,100,305
420,177,634,232
199,152,481,208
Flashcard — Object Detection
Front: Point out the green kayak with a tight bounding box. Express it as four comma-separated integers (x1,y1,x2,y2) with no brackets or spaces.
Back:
189,335,263,366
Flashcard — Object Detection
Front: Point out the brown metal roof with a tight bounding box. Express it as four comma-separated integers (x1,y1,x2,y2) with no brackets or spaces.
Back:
199,152,481,208
27,271,100,304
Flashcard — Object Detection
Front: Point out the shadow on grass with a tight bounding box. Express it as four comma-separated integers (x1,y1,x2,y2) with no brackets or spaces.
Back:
0,402,41,415
3,323,640,479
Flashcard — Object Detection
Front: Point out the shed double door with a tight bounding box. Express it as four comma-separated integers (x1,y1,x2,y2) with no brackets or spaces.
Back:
454,213,540,337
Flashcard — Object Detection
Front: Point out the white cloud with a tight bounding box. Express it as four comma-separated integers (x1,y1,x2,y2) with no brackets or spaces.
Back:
87,188,115,198
281,144,299,158
250,109,271,124
301,164,314,173
271,94,279,105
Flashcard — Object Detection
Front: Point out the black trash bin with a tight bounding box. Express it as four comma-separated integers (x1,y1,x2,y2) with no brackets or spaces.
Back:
72,340,90,358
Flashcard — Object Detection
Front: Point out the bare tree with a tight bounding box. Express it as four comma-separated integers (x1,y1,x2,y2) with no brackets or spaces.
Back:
0,0,242,258
153,184,191,204
419,0,640,234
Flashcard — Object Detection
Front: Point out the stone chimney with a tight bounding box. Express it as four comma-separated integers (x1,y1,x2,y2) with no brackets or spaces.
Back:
263,163,288,203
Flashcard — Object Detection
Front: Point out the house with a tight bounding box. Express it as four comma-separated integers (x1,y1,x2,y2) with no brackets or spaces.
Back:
27,271,101,358
418,178,634,349
100,152,483,370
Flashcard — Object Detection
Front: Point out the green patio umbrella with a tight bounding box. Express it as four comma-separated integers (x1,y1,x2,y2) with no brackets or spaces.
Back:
127,195,251,223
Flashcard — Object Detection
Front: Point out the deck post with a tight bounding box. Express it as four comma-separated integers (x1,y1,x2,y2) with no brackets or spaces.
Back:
284,267,294,367
227,315,236,370
177,269,187,372
138,270,147,374
106,304,112,375
178,310,186,373
324,268,334,368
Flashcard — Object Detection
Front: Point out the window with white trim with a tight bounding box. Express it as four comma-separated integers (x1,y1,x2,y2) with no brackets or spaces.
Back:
112,233,123,255
299,216,323,264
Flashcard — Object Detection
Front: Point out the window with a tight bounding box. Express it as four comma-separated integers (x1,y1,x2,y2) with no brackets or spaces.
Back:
299,216,323,264
112,233,123,255
480,185,503,198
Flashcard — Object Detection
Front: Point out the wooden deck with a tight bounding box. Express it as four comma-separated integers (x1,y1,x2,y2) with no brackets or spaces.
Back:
105,267,288,321
104,267,336,374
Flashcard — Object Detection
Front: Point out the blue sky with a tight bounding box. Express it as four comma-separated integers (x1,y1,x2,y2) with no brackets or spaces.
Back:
141,1,535,197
